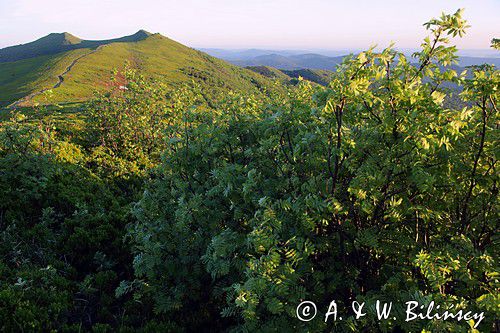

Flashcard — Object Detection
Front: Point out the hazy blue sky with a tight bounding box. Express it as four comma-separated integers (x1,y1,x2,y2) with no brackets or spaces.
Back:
1,0,499,50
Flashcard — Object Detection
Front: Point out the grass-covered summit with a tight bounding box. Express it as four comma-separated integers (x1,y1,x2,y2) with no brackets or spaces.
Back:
0,31,274,107
0,30,152,63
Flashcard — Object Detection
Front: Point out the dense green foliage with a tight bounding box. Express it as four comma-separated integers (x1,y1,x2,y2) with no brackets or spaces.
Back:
0,112,163,331
0,9,498,332
128,10,499,332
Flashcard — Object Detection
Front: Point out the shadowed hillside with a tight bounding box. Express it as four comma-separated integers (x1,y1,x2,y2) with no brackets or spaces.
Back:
245,66,291,80
281,68,335,85
0,30,152,63
246,66,336,86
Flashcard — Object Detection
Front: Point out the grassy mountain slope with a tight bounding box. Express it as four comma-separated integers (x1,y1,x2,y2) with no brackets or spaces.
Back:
0,49,91,106
0,32,275,107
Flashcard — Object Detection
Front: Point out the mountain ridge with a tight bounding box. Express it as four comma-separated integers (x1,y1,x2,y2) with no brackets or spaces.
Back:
207,49,500,70
0,30,154,63
0,31,277,107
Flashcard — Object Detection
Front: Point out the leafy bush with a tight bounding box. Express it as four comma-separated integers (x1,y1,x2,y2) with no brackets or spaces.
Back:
0,115,139,331
129,10,499,332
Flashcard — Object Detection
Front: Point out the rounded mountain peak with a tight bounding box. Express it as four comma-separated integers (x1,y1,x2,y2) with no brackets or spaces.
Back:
43,32,82,45
134,30,153,38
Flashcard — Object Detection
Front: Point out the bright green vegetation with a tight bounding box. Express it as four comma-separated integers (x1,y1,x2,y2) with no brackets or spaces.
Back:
0,32,276,107
39,34,276,104
0,10,498,332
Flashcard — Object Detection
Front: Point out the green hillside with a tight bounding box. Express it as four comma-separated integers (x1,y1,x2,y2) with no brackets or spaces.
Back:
245,65,291,81
281,68,336,86
0,49,91,106
0,32,275,107
246,65,336,86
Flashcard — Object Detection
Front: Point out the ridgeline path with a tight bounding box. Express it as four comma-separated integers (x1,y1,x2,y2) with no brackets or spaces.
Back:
8,45,105,109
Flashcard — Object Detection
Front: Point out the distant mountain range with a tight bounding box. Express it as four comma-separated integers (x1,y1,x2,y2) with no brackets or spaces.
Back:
203,49,500,71
233,54,345,70
457,56,500,67
199,48,353,60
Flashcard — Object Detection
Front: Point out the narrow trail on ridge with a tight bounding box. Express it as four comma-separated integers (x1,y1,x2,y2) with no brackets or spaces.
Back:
8,45,105,109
